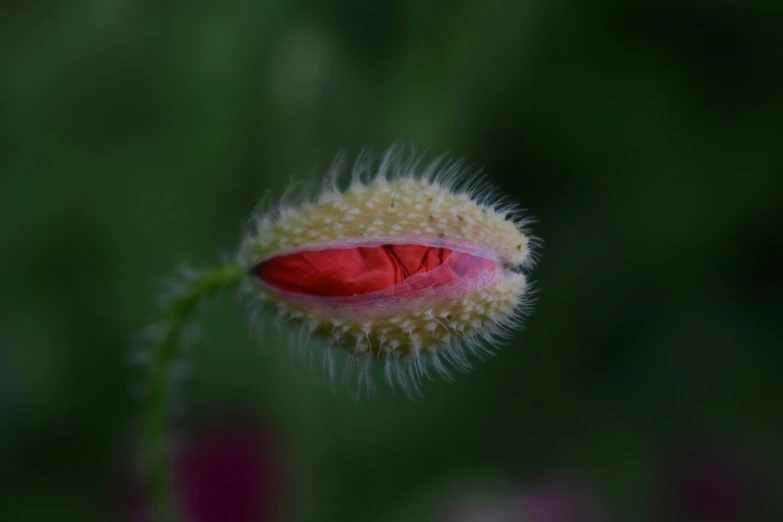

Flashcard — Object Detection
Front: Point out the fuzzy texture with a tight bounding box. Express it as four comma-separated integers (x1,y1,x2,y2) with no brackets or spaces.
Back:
238,146,537,395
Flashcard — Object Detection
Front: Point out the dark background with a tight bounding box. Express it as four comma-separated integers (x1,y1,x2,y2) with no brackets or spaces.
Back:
2,1,781,521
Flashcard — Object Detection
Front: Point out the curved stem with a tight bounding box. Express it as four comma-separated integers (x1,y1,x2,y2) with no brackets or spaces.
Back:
142,264,246,522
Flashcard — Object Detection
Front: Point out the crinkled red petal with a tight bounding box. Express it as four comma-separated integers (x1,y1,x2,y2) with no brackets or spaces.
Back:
254,244,488,297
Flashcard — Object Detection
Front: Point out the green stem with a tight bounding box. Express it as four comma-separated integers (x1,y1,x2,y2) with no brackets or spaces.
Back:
142,264,246,522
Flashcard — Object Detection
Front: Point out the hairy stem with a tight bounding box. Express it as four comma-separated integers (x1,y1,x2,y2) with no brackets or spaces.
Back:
142,264,246,522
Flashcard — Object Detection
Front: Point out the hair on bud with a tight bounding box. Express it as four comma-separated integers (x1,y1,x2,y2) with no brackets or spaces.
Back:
239,145,538,397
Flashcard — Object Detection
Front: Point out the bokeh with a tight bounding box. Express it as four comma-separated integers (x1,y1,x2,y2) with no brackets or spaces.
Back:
2,1,782,521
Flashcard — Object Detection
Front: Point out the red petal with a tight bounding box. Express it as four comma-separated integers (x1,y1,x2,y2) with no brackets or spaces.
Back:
255,244,467,297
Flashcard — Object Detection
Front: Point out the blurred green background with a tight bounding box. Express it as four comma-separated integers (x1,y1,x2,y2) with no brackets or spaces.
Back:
2,1,782,521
